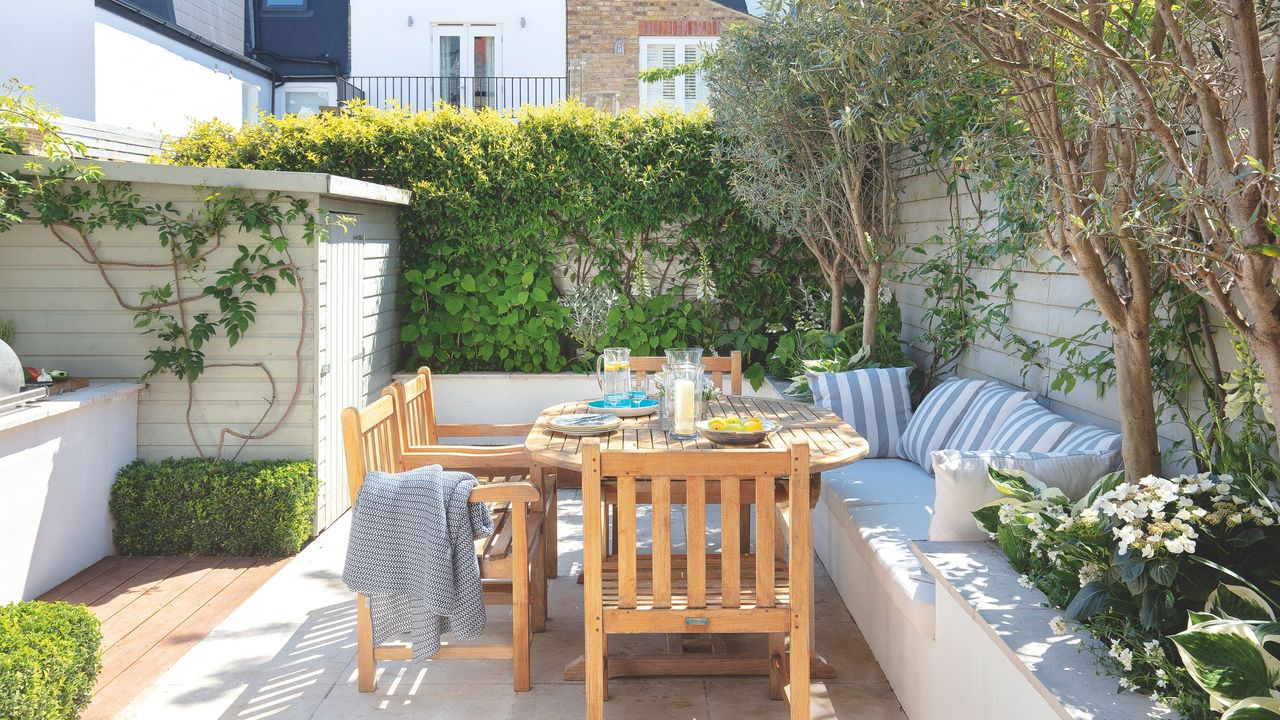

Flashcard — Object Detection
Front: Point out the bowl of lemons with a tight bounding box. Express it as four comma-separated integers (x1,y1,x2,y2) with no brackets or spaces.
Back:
695,415,781,446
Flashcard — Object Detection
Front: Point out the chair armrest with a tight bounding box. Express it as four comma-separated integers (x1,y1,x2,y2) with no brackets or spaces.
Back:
469,481,541,504
405,444,530,460
402,448,533,472
435,422,536,438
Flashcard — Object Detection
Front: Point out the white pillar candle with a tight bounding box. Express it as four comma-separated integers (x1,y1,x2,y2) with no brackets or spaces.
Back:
673,378,696,434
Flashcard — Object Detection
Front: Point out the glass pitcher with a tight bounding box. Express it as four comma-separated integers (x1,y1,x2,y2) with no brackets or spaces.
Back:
661,362,704,439
595,347,631,407
664,347,704,367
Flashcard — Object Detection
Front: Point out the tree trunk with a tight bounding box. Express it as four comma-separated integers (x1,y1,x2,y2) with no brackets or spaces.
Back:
861,264,881,354
1248,328,1280,456
829,270,844,333
1113,326,1163,478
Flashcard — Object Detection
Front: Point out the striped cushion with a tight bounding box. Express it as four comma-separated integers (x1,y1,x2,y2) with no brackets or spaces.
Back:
897,377,989,471
810,367,912,458
946,383,1034,453
987,399,1076,452
1056,424,1123,454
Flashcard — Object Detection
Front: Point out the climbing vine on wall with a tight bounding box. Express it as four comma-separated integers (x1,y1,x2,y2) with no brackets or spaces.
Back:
2,81,341,458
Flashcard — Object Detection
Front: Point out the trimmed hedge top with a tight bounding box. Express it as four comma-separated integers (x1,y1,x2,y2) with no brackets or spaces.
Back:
166,102,821,378
110,458,318,557
0,602,102,720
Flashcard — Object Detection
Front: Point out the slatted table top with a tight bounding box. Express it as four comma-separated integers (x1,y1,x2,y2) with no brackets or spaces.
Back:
526,396,869,473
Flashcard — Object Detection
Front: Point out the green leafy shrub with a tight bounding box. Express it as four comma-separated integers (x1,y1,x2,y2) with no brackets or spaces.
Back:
111,458,318,556
165,102,820,379
401,254,570,372
0,602,102,720
977,466,1280,719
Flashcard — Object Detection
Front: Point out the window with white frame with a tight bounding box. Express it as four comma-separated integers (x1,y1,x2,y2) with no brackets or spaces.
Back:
639,37,716,111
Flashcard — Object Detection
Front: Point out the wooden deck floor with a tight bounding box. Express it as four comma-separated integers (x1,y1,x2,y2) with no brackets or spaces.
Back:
39,555,290,720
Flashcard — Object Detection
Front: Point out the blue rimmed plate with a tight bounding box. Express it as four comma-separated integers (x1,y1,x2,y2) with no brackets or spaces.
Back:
586,398,658,418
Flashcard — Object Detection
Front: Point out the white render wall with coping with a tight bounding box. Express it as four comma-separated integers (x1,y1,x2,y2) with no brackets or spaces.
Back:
0,159,410,532
349,0,567,80
0,383,141,602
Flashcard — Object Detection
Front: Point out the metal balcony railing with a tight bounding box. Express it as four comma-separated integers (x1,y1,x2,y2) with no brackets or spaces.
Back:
339,76,570,113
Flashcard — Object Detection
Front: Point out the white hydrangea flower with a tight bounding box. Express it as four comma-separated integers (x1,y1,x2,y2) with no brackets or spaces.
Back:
1017,574,1035,589
1049,616,1068,635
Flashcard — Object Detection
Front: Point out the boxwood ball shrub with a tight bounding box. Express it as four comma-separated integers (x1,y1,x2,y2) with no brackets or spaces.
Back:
111,458,318,557
0,601,102,720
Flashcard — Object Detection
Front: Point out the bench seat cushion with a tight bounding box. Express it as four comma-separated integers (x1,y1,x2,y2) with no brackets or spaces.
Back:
820,459,936,639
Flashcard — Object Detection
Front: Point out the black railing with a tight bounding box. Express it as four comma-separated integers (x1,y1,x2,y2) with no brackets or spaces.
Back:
338,76,569,113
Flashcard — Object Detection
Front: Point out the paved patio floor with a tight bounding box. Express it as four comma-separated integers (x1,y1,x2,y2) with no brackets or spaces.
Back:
118,491,906,720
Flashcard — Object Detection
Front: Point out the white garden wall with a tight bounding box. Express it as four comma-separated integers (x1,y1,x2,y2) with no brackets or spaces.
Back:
889,163,1230,468
0,160,409,532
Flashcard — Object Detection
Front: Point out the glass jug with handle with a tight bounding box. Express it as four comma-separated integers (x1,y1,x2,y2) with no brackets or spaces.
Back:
596,347,631,407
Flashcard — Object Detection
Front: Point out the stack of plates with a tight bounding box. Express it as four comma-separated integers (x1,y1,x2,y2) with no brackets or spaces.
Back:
547,413,622,436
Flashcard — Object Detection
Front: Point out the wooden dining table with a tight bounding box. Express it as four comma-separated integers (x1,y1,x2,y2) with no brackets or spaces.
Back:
525,394,869,682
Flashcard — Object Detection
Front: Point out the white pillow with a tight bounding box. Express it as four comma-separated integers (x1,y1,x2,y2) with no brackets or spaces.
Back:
810,367,912,458
896,376,989,471
928,449,1122,541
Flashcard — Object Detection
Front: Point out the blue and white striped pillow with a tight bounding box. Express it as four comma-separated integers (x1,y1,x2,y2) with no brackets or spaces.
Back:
946,382,1033,452
988,399,1076,452
1055,424,1123,454
896,376,989,471
810,367,912,458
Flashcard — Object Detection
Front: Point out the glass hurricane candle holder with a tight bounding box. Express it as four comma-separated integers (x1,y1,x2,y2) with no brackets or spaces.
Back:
660,362,704,439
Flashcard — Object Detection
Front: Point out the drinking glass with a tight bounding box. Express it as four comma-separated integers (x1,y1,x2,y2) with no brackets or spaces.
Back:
629,372,651,406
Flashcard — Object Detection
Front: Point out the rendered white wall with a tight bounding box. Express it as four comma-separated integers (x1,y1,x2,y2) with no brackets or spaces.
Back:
349,0,567,78
93,7,271,135
889,163,1224,469
0,385,140,602
0,0,97,119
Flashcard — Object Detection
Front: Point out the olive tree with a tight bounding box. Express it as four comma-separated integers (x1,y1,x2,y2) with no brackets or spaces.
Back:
705,3,906,345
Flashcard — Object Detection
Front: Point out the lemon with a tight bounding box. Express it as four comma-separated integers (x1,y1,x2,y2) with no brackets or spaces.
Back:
724,422,745,432
743,418,764,432
721,415,741,425
708,418,726,430
604,362,629,371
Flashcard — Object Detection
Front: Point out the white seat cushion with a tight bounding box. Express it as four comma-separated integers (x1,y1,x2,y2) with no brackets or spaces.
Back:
821,459,936,507
820,459,936,639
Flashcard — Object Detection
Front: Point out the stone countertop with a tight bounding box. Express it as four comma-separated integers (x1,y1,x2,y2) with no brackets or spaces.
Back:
0,382,143,434
914,541,1172,720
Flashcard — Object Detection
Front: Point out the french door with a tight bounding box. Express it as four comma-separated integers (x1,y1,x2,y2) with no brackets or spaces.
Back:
432,24,501,109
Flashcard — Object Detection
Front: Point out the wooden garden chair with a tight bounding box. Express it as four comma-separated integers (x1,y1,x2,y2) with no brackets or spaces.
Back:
580,439,813,720
386,367,559,580
614,351,747,551
629,350,743,395
341,394,546,692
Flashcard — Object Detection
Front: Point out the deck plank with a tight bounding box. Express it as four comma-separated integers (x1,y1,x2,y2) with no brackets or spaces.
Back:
89,556,196,624
37,556,125,602
58,557,160,607
84,557,290,720
97,557,224,652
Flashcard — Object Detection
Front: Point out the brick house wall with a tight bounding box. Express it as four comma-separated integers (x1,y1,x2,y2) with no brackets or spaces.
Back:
568,0,754,111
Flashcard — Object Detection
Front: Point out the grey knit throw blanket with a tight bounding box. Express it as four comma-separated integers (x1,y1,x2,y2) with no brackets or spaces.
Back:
343,464,493,661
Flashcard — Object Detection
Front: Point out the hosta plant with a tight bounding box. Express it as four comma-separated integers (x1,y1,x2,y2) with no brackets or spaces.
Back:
1173,584,1280,720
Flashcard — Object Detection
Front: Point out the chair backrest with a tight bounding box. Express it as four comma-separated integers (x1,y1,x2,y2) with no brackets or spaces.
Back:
581,441,810,610
629,350,743,395
340,394,405,507
386,367,439,448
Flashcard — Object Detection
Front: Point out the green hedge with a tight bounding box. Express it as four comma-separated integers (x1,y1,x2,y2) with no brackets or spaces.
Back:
165,102,821,377
0,602,101,720
110,458,318,557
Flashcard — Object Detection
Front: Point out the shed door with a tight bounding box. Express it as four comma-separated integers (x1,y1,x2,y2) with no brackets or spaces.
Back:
318,231,368,528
